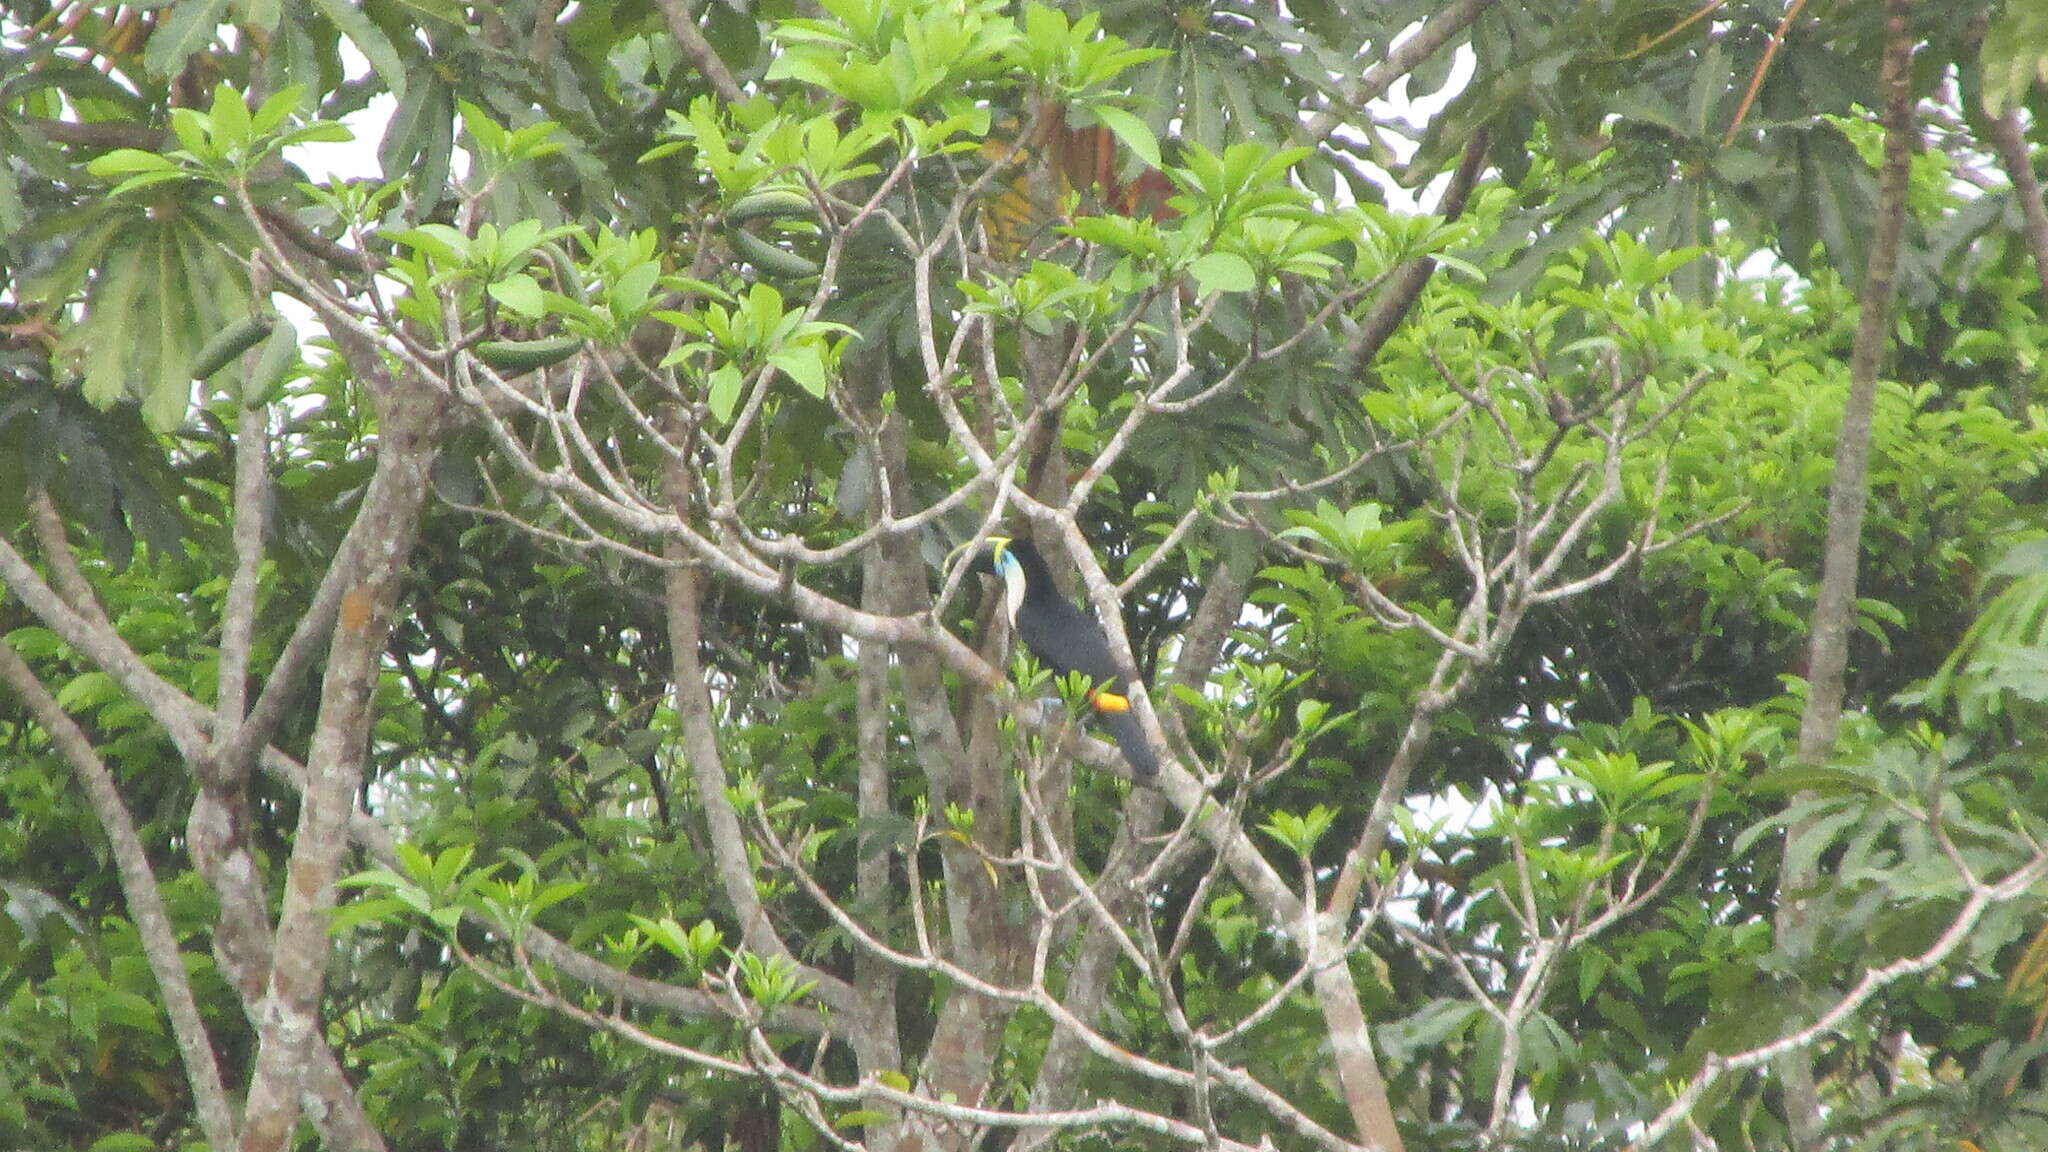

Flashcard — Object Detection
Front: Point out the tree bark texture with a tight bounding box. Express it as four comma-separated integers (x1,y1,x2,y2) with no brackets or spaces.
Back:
1777,2,1918,1146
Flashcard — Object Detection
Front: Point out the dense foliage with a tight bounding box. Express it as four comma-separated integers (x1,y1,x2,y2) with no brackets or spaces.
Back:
6,2,2048,1150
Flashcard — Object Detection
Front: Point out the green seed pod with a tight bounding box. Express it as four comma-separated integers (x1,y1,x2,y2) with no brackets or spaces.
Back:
726,188,816,223
729,228,819,279
474,334,584,374
190,315,275,381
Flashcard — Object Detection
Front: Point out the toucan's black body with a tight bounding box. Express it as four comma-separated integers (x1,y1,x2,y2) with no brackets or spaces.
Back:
971,539,1158,777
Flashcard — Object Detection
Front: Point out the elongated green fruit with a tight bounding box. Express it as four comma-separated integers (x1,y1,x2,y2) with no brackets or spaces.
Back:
475,334,584,374
243,323,299,407
726,188,815,223
729,228,819,278
190,315,274,380
536,241,587,304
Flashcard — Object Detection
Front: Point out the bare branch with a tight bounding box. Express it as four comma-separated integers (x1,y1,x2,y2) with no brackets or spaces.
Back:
237,392,443,1152
1341,129,1492,374
653,0,746,105
1302,0,1500,146
0,639,239,1152
1984,104,2048,304
212,404,268,779
658,519,857,1014
1777,5,1917,1142
0,535,212,759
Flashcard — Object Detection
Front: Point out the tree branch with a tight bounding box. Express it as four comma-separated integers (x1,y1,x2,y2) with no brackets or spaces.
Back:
0,534,212,759
1984,106,2048,303
212,404,267,776
0,638,239,1152
659,451,859,1015
1340,128,1490,375
1302,0,1499,146
1635,846,2048,1150
237,391,444,1152
1776,3,1917,1145
654,0,746,104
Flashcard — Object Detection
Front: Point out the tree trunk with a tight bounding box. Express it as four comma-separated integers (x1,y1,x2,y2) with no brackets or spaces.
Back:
1775,2,1918,1145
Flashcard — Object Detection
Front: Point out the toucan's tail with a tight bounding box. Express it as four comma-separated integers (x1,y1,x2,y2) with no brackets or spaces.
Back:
1102,709,1158,779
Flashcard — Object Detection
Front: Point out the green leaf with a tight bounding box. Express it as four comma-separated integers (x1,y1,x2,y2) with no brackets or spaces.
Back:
250,85,307,137
107,170,192,199
457,101,510,157
608,260,661,319
86,150,177,178
55,671,118,713
208,82,253,155
1982,4,2048,115
144,0,232,80
310,0,408,100
143,240,198,433
82,244,144,408
1090,104,1160,170
708,364,744,423
1578,947,1608,1002
169,108,212,159
488,274,546,318
1259,804,1336,855
384,0,466,23
1188,251,1256,295
238,0,282,32
326,896,412,935
389,223,469,263
278,121,355,147
768,347,829,398
0,167,19,236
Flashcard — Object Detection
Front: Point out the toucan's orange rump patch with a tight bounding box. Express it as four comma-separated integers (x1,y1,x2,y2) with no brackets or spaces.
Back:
1091,691,1130,713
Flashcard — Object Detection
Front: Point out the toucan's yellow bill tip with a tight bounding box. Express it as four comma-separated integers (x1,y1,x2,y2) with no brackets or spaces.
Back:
1091,691,1131,713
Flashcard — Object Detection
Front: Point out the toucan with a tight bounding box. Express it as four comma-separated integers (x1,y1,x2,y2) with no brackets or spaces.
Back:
968,536,1158,778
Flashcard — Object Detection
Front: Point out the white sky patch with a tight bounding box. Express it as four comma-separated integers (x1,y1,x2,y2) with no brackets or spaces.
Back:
1365,45,1479,214
291,93,399,184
